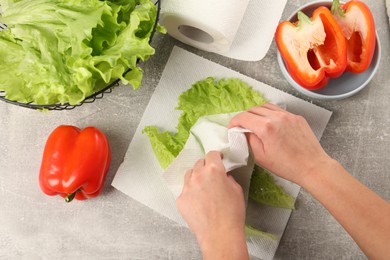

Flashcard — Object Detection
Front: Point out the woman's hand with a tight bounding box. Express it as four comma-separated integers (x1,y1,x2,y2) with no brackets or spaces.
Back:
176,151,249,260
229,103,331,186
230,103,390,259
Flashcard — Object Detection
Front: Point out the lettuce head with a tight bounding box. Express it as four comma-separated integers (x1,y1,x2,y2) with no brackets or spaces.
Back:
0,0,157,105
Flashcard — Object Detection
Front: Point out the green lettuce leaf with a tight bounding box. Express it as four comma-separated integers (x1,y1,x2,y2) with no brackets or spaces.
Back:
143,77,267,169
0,0,157,105
143,77,295,210
245,225,277,240
249,165,295,209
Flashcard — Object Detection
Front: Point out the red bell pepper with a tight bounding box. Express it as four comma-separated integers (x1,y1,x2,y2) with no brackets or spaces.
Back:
39,125,111,202
331,0,376,73
275,6,347,90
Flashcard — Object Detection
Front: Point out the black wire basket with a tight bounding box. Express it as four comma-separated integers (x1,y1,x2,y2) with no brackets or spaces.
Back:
0,0,161,110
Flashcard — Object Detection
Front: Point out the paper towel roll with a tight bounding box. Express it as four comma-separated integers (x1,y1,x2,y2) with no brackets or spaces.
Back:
160,0,250,54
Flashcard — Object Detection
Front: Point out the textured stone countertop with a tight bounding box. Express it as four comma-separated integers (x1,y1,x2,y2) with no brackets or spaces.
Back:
0,1,389,259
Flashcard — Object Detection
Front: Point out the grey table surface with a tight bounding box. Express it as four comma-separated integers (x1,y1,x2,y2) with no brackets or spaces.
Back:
0,1,389,259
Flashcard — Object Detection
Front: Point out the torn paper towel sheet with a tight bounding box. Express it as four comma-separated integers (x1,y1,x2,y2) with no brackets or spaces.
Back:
160,0,287,61
112,46,332,260
163,113,254,200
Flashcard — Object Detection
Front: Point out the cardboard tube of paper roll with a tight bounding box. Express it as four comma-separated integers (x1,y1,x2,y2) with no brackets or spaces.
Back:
160,0,250,54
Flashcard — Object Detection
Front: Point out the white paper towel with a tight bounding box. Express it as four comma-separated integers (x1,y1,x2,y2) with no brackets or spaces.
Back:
160,0,287,61
163,113,253,199
112,46,333,260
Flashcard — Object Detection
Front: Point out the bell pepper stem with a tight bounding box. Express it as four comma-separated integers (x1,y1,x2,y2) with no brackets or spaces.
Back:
331,0,346,18
65,191,77,203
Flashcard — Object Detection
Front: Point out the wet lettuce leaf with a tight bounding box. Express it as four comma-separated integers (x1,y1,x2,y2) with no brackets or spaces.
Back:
143,77,267,169
143,77,295,210
249,165,295,209
245,225,277,240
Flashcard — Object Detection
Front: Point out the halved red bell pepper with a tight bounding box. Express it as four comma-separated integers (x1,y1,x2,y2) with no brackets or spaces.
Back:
331,0,376,73
39,125,111,202
275,6,347,90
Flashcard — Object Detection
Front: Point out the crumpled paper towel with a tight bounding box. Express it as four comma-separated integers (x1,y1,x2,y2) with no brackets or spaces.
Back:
111,46,332,260
163,113,254,200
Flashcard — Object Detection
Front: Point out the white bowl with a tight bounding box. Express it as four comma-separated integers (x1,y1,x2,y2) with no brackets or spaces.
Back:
277,1,381,100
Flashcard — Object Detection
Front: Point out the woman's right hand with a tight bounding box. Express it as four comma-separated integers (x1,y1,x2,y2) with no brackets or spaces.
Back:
229,103,332,186
230,103,390,260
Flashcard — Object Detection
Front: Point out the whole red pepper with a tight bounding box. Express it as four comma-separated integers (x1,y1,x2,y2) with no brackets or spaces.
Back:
331,0,376,73
275,6,347,90
39,125,111,202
